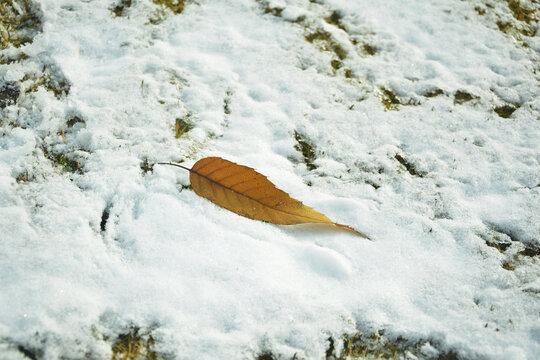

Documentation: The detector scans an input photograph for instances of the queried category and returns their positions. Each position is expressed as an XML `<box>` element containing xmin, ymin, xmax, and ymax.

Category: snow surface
<box><xmin>1</xmin><ymin>0</ymin><xmax>539</xmax><ymax>359</ymax></box>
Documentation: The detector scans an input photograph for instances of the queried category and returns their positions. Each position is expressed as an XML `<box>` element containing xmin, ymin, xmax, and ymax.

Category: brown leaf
<box><xmin>159</xmin><ymin>157</ymin><xmax>370</xmax><ymax>239</ymax></box>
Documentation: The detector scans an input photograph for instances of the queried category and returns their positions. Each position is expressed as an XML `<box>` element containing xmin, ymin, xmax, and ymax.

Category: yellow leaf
<box><xmin>159</xmin><ymin>157</ymin><xmax>370</xmax><ymax>239</ymax></box>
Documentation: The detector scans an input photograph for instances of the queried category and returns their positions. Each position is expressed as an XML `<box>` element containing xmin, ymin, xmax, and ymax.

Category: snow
<box><xmin>1</xmin><ymin>0</ymin><xmax>539</xmax><ymax>359</ymax></box>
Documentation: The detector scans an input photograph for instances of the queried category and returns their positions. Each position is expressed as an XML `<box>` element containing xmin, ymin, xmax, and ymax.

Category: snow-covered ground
<box><xmin>1</xmin><ymin>0</ymin><xmax>539</xmax><ymax>359</ymax></box>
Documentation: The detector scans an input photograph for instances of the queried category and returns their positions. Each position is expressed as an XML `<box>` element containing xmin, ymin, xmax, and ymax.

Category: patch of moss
<box><xmin>140</xmin><ymin>158</ymin><xmax>154</xmax><ymax>175</ymax></box>
<box><xmin>507</xmin><ymin>0</ymin><xmax>536</xmax><ymax>23</ymax></box>
<box><xmin>494</xmin><ymin>1</ymin><xmax>537</xmax><ymax>38</ymax></box>
<box><xmin>366</xmin><ymin>181</ymin><xmax>381</xmax><ymax>189</ymax></box>
<box><xmin>485</xmin><ymin>223</ymin><xmax>519</xmax><ymax>243</ymax></box>
<box><xmin>475</xmin><ymin>6</ymin><xmax>486</xmax><ymax>16</ymax></box>
<box><xmin>255</xmin><ymin>353</ymin><xmax>277</xmax><ymax>360</ymax></box>
<box><xmin>502</xmin><ymin>261</ymin><xmax>516</xmax><ymax>271</ymax></box>
<box><xmin>305</xmin><ymin>29</ymin><xmax>347</xmax><ymax>60</ymax></box>
<box><xmin>500</xmin><ymin>244</ymin><xmax>540</xmax><ymax>271</ymax></box>
<box><xmin>110</xmin><ymin>0</ymin><xmax>132</xmax><ymax>17</ymax></box>
<box><xmin>330</xmin><ymin>59</ymin><xmax>343</xmax><ymax>70</ymax></box>
<box><xmin>294</xmin><ymin>130</ymin><xmax>317</xmax><ymax>171</ymax></box>
<box><xmin>66</xmin><ymin>116</ymin><xmax>85</xmax><ymax>127</ymax></box>
<box><xmin>23</xmin><ymin>67</ymin><xmax>70</xmax><ymax>99</ymax></box>
<box><xmin>153</xmin><ymin>0</ymin><xmax>187</xmax><ymax>15</ymax></box>
<box><xmin>253</xmin><ymin>331</ymin><xmax>461</xmax><ymax>360</ymax></box>
<box><xmin>362</xmin><ymin>43</ymin><xmax>377</xmax><ymax>55</ymax></box>
<box><xmin>0</xmin><ymin>81</ymin><xmax>20</xmax><ymax>108</ymax></box>
<box><xmin>494</xmin><ymin>104</ymin><xmax>518</xmax><ymax>118</ymax></box>
<box><xmin>496</xmin><ymin>20</ymin><xmax>513</xmax><ymax>33</ymax></box>
<box><xmin>395</xmin><ymin>153</ymin><xmax>424</xmax><ymax>177</ymax></box>
<box><xmin>111</xmin><ymin>326</ymin><xmax>158</xmax><ymax>360</ymax></box>
<box><xmin>486</xmin><ymin>241</ymin><xmax>511</xmax><ymax>253</ymax></box>
<box><xmin>329</xmin><ymin>331</ymin><xmax>461</xmax><ymax>360</ymax></box>
<box><xmin>100</xmin><ymin>207</ymin><xmax>110</xmax><ymax>232</ymax></box>
<box><xmin>175</xmin><ymin>115</ymin><xmax>193</xmax><ymax>138</ymax></box>
<box><xmin>57</xmin><ymin>154</ymin><xmax>82</xmax><ymax>173</ymax></box>
<box><xmin>454</xmin><ymin>90</ymin><xmax>476</xmax><ymax>105</ymax></box>
<box><xmin>264</xmin><ymin>6</ymin><xmax>283</xmax><ymax>17</ymax></box>
<box><xmin>473</xmin><ymin>0</ymin><xmax>537</xmax><ymax>39</ymax></box>
<box><xmin>223</xmin><ymin>90</ymin><xmax>233</xmax><ymax>115</ymax></box>
<box><xmin>423</xmin><ymin>88</ymin><xmax>444</xmax><ymax>98</ymax></box>
<box><xmin>16</xmin><ymin>170</ymin><xmax>35</xmax><ymax>183</ymax></box>
<box><xmin>518</xmin><ymin>246</ymin><xmax>540</xmax><ymax>258</ymax></box>
<box><xmin>329</xmin><ymin>60</ymin><xmax>353</xmax><ymax>79</ymax></box>
<box><xmin>379</xmin><ymin>87</ymin><xmax>401</xmax><ymax>110</ymax></box>
<box><xmin>292</xmin><ymin>15</ymin><xmax>306</xmax><ymax>24</ymax></box>
<box><xmin>483</xmin><ymin>223</ymin><xmax>540</xmax><ymax>269</ymax></box>
<box><xmin>43</xmin><ymin>148</ymin><xmax>82</xmax><ymax>174</ymax></box>
<box><xmin>17</xmin><ymin>344</ymin><xmax>41</xmax><ymax>360</ymax></box>
<box><xmin>0</xmin><ymin>0</ymin><xmax>42</xmax><ymax>49</ymax></box>
<box><xmin>0</xmin><ymin>51</ymin><xmax>29</xmax><ymax>64</ymax></box>
<box><xmin>325</xmin><ymin>10</ymin><xmax>346</xmax><ymax>31</ymax></box>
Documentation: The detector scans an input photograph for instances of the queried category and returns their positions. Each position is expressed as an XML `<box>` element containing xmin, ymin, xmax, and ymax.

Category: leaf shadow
<box><xmin>278</xmin><ymin>223</ymin><xmax>353</xmax><ymax>239</ymax></box>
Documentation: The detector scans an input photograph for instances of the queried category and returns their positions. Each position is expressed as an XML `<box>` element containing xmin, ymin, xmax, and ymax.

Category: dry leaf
<box><xmin>159</xmin><ymin>157</ymin><xmax>369</xmax><ymax>239</ymax></box>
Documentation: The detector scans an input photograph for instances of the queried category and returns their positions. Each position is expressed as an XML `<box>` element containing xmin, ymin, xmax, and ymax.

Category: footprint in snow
<box><xmin>299</xmin><ymin>245</ymin><xmax>353</xmax><ymax>279</ymax></box>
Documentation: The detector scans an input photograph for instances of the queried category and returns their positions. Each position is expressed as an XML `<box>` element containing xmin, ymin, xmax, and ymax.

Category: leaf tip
<box><xmin>334</xmin><ymin>223</ymin><xmax>371</xmax><ymax>240</ymax></box>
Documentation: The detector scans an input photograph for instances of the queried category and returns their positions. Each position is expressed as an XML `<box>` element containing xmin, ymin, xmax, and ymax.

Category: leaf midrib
<box><xmin>191</xmin><ymin>165</ymin><xmax>330</xmax><ymax>223</ymax></box>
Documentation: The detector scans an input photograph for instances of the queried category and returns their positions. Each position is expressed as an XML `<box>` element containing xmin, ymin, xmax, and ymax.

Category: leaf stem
<box><xmin>156</xmin><ymin>162</ymin><xmax>192</xmax><ymax>171</ymax></box>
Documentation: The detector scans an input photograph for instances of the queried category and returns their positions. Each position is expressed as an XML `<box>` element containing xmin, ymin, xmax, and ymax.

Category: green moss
<box><xmin>153</xmin><ymin>0</ymin><xmax>187</xmax><ymax>15</ymax></box>
<box><xmin>475</xmin><ymin>6</ymin><xmax>486</xmax><ymax>16</ymax></box>
<box><xmin>329</xmin><ymin>331</ymin><xmax>460</xmax><ymax>360</ymax></box>
<box><xmin>140</xmin><ymin>158</ymin><xmax>154</xmax><ymax>175</ymax></box>
<box><xmin>255</xmin><ymin>0</ymin><xmax>283</xmax><ymax>18</ymax></box>
<box><xmin>111</xmin><ymin>326</ymin><xmax>158</xmax><ymax>360</ymax></box>
<box><xmin>379</xmin><ymin>87</ymin><xmax>401</xmax><ymax>110</ymax></box>
<box><xmin>175</xmin><ymin>115</ymin><xmax>193</xmax><ymax>138</ymax></box>
<box><xmin>423</xmin><ymin>88</ymin><xmax>444</xmax><ymax>98</ymax></box>
<box><xmin>294</xmin><ymin>130</ymin><xmax>317</xmax><ymax>171</ymax></box>
<box><xmin>496</xmin><ymin>20</ymin><xmax>513</xmax><ymax>33</ymax></box>
<box><xmin>43</xmin><ymin>148</ymin><xmax>82</xmax><ymax>174</ymax></box>
<box><xmin>16</xmin><ymin>170</ymin><xmax>34</xmax><ymax>183</ymax></box>
<box><xmin>330</xmin><ymin>59</ymin><xmax>343</xmax><ymax>70</ymax></box>
<box><xmin>325</xmin><ymin>10</ymin><xmax>346</xmax><ymax>31</ymax></box>
<box><xmin>366</xmin><ymin>180</ymin><xmax>380</xmax><ymax>189</ymax></box>
<box><xmin>66</xmin><ymin>116</ymin><xmax>85</xmax><ymax>127</ymax></box>
<box><xmin>110</xmin><ymin>0</ymin><xmax>132</xmax><ymax>17</ymax></box>
<box><xmin>502</xmin><ymin>261</ymin><xmax>516</xmax><ymax>271</ymax></box>
<box><xmin>507</xmin><ymin>0</ymin><xmax>537</xmax><ymax>23</ymax></box>
<box><xmin>305</xmin><ymin>29</ymin><xmax>329</xmax><ymax>43</ymax></box>
<box><xmin>0</xmin><ymin>0</ymin><xmax>42</xmax><ymax>49</ymax></box>
<box><xmin>0</xmin><ymin>81</ymin><xmax>20</xmax><ymax>108</ymax></box>
<box><xmin>224</xmin><ymin>90</ymin><xmax>233</xmax><ymax>115</ymax></box>
<box><xmin>255</xmin><ymin>353</ymin><xmax>277</xmax><ymax>360</ymax></box>
<box><xmin>254</xmin><ymin>331</ymin><xmax>461</xmax><ymax>360</ymax></box>
<box><xmin>493</xmin><ymin>1</ymin><xmax>537</xmax><ymax>38</ymax></box>
<box><xmin>23</xmin><ymin>69</ymin><xmax>70</xmax><ymax>99</ymax></box>
<box><xmin>362</xmin><ymin>43</ymin><xmax>377</xmax><ymax>55</ymax></box>
<box><xmin>305</xmin><ymin>29</ymin><xmax>347</xmax><ymax>60</ymax></box>
<box><xmin>395</xmin><ymin>154</ymin><xmax>424</xmax><ymax>177</ymax></box>
<box><xmin>500</xmin><ymin>244</ymin><xmax>540</xmax><ymax>271</ymax></box>
<box><xmin>486</xmin><ymin>241</ymin><xmax>511</xmax><ymax>253</ymax></box>
<box><xmin>454</xmin><ymin>90</ymin><xmax>476</xmax><ymax>105</ymax></box>
<box><xmin>57</xmin><ymin>154</ymin><xmax>81</xmax><ymax>173</ymax></box>
<box><xmin>264</xmin><ymin>6</ymin><xmax>283</xmax><ymax>17</ymax></box>
<box><xmin>494</xmin><ymin>104</ymin><xmax>517</xmax><ymax>118</ymax></box>
<box><xmin>518</xmin><ymin>247</ymin><xmax>540</xmax><ymax>257</ymax></box>
<box><xmin>0</xmin><ymin>51</ymin><xmax>29</xmax><ymax>64</ymax></box>
<box><xmin>517</xmin><ymin>26</ymin><xmax>536</xmax><ymax>37</ymax></box>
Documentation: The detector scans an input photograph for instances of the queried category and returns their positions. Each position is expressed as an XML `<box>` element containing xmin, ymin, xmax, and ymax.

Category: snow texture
<box><xmin>1</xmin><ymin>0</ymin><xmax>539</xmax><ymax>359</ymax></box>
